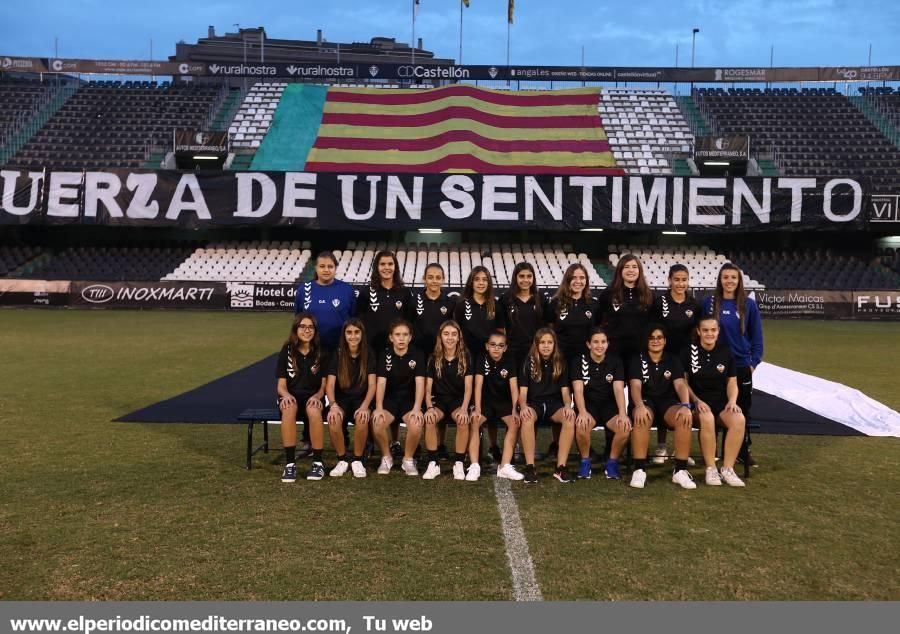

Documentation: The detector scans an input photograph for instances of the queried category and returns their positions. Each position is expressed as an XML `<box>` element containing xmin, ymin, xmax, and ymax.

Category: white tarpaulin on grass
<box><xmin>754</xmin><ymin>362</ymin><xmax>900</xmax><ymax>437</ymax></box>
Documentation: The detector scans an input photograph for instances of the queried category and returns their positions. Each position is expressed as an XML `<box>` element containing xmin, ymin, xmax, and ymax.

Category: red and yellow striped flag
<box><xmin>305</xmin><ymin>85</ymin><xmax>622</xmax><ymax>175</ymax></box>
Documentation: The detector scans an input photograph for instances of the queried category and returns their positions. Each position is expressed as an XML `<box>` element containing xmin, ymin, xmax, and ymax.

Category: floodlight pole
<box><xmin>691</xmin><ymin>28</ymin><xmax>699</xmax><ymax>68</ymax></box>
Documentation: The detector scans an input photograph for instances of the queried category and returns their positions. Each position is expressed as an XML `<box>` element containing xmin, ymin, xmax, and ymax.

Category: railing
<box><xmin>0</xmin><ymin>81</ymin><xmax>78</xmax><ymax>166</ymax></box>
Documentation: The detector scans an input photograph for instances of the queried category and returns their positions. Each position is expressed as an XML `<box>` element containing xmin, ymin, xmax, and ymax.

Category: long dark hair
<box><xmin>337</xmin><ymin>318</ymin><xmax>370</xmax><ymax>390</ymax></box>
<box><xmin>552</xmin><ymin>262</ymin><xmax>592</xmax><ymax>315</ymax></box>
<box><xmin>505</xmin><ymin>261</ymin><xmax>542</xmax><ymax>322</ymax></box>
<box><xmin>713</xmin><ymin>262</ymin><xmax>748</xmax><ymax>334</ymax></box>
<box><xmin>370</xmin><ymin>250</ymin><xmax>404</xmax><ymax>290</ymax></box>
<box><xmin>463</xmin><ymin>265</ymin><xmax>496</xmax><ymax>320</ymax></box>
<box><xmin>527</xmin><ymin>327</ymin><xmax>564</xmax><ymax>383</ymax></box>
<box><xmin>286</xmin><ymin>312</ymin><xmax>321</xmax><ymax>371</ymax></box>
<box><xmin>610</xmin><ymin>253</ymin><xmax>653</xmax><ymax>308</ymax></box>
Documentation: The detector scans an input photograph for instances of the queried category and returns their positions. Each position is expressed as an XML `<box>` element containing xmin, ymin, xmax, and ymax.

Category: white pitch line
<box><xmin>493</xmin><ymin>477</ymin><xmax>543</xmax><ymax>601</ymax></box>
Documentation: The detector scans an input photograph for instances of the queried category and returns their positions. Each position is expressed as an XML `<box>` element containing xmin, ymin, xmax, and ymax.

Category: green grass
<box><xmin>0</xmin><ymin>310</ymin><xmax>898</xmax><ymax>600</ymax></box>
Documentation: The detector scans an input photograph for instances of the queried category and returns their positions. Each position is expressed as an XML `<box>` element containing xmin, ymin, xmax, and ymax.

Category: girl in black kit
<box><xmin>627</xmin><ymin>324</ymin><xmax>695</xmax><ymax>490</ymax></box>
<box><xmin>372</xmin><ymin>320</ymin><xmax>425</xmax><ymax>475</ymax></box>
<box><xmin>681</xmin><ymin>317</ymin><xmax>746</xmax><ymax>487</ymax></box>
<box><xmin>454</xmin><ymin>265</ymin><xmax>502</xmax><ymax>459</ymax></box>
<box><xmin>357</xmin><ymin>250</ymin><xmax>414</xmax><ymax>458</ymax></box>
<box><xmin>472</xmin><ymin>331</ymin><xmax>524</xmax><ymax>481</ymax></box>
<box><xmin>325</xmin><ymin>319</ymin><xmax>376</xmax><ymax>479</ymax></box>
<box><xmin>546</xmin><ymin>263</ymin><xmax>601</xmax><ymax>360</ymax></box>
<box><xmin>276</xmin><ymin>313</ymin><xmax>327</xmax><ymax>483</ymax></box>
<box><xmin>650</xmin><ymin>264</ymin><xmax>700</xmax><ymax>464</ymax></box>
<box><xmin>519</xmin><ymin>328</ymin><xmax>576</xmax><ymax>484</ymax></box>
<box><xmin>597</xmin><ymin>254</ymin><xmax>654</xmax><ymax>364</ymax></box>
<box><xmin>571</xmin><ymin>327</ymin><xmax>631</xmax><ymax>481</ymax></box>
<box><xmin>411</xmin><ymin>263</ymin><xmax>457</xmax><ymax>357</ymax></box>
<box><xmin>422</xmin><ymin>320</ymin><xmax>474</xmax><ymax>481</ymax></box>
<box><xmin>497</xmin><ymin>262</ymin><xmax>544</xmax><ymax>368</ymax></box>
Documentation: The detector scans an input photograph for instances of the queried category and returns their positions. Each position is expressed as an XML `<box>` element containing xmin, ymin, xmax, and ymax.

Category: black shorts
<box><xmin>276</xmin><ymin>391</ymin><xmax>316</xmax><ymax>409</ymax></box>
<box><xmin>331</xmin><ymin>398</ymin><xmax>367</xmax><ymax>427</ymax></box>
<box><xmin>433</xmin><ymin>397</ymin><xmax>464</xmax><ymax>418</ymax></box>
<box><xmin>384</xmin><ymin>395</ymin><xmax>417</xmax><ymax>420</ymax></box>
<box><xmin>528</xmin><ymin>399</ymin><xmax>565</xmax><ymax>425</ymax></box>
<box><xmin>586</xmin><ymin>401</ymin><xmax>619</xmax><ymax>427</ymax></box>
<box><xmin>481</xmin><ymin>401</ymin><xmax>514</xmax><ymax>421</ymax></box>
<box><xmin>633</xmin><ymin>397</ymin><xmax>680</xmax><ymax>422</ymax></box>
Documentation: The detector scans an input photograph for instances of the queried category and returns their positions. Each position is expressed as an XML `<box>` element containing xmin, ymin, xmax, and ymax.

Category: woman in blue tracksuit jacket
<box><xmin>703</xmin><ymin>262</ymin><xmax>763</xmax><ymax>466</ymax></box>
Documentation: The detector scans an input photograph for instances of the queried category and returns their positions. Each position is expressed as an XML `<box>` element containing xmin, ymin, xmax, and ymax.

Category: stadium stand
<box><xmin>336</xmin><ymin>241</ymin><xmax>603</xmax><ymax>289</ymax></box>
<box><xmin>693</xmin><ymin>87</ymin><xmax>900</xmax><ymax>191</ymax></box>
<box><xmin>607</xmin><ymin>244</ymin><xmax>761</xmax><ymax>289</ymax></box>
<box><xmin>0</xmin><ymin>244</ymin><xmax>44</xmax><ymax>277</ymax></box>
<box><xmin>600</xmin><ymin>88</ymin><xmax>694</xmax><ymax>175</ymax></box>
<box><xmin>20</xmin><ymin>245</ymin><xmax>196</xmax><ymax>281</ymax></box>
<box><xmin>0</xmin><ymin>79</ymin><xmax>57</xmax><ymax>148</ymax></box>
<box><xmin>228</xmin><ymin>82</ymin><xmax>286</xmax><ymax>150</ymax></box>
<box><xmin>726</xmin><ymin>248</ymin><xmax>900</xmax><ymax>290</ymax></box>
<box><xmin>163</xmin><ymin>241</ymin><xmax>312</xmax><ymax>283</ymax></box>
<box><xmin>7</xmin><ymin>81</ymin><xmax>224</xmax><ymax>169</ymax></box>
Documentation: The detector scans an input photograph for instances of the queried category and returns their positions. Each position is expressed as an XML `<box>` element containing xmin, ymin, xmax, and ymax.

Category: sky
<box><xmin>2</xmin><ymin>0</ymin><xmax>899</xmax><ymax>69</ymax></box>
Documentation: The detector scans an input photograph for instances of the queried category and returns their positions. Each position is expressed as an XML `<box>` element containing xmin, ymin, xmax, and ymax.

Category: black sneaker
<box><xmin>306</xmin><ymin>462</ymin><xmax>325</xmax><ymax>481</ymax></box>
<box><xmin>545</xmin><ymin>441</ymin><xmax>559</xmax><ymax>462</ymax></box>
<box><xmin>390</xmin><ymin>441</ymin><xmax>403</xmax><ymax>459</ymax></box>
<box><xmin>296</xmin><ymin>442</ymin><xmax>313</xmax><ymax>459</ymax></box>
<box><xmin>436</xmin><ymin>444</ymin><xmax>450</xmax><ymax>462</ymax></box>
<box><xmin>489</xmin><ymin>445</ymin><xmax>502</xmax><ymax>463</ymax></box>
<box><xmin>553</xmin><ymin>466</ymin><xmax>573</xmax><ymax>483</ymax></box>
<box><xmin>737</xmin><ymin>452</ymin><xmax>758</xmax><ymax>468</ymax></box>
<box><xmin>524</xmin><ymin>464</ymin><xmax>538</xmax><ymax>484</ymax></box>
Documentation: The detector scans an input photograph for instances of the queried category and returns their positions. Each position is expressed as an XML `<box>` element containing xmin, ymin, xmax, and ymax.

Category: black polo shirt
<box><xmin>411</xmin><ymin>291</ymin><xmax>457</xmax><ymax>356</ymax></box>
<box><xmin>454</xmin><ymin>297</ymin><xmax>500</xmax><ymax>356</ymax></box>
<box><xmin>627</xmin><ymin>351</ymin><xmax>684</xmax><ymax>403</ymax></box>
<box><xmin>520</xmin><ymin>357</ymin><xmax>569</xmax><ymax>403</ymax></box>
<box><xmin>276</xmin><ymin>344</ymin><xmax>326</xmax><ymax>398</ymax></box>
<box><xmin>652</xmin><ymin>292</ymin><xmax>700</xmax><ymax>355</ymax></box>
<box><xmin>326</xmin><ymin>349</ymin><xmax>376</xmax><ymax>402</ymax></box>
<box><xmin>376</xmin><ymin>346</ymin><xmax>426</xmax><ymax>403</ymax></box>
<box><xmin>476</xmin><ymin>352</ymin><xmax>519</xmax><ymax>406</ymax></box>
<box><xmin>545</xmin><ymin>295</ymin><xmax>601</xmax><ymax>359</ymax></box>
<box><xmin>356</xmin><ymin>284</ymin><xmax>414</xmax><ymax>354</ymax></box>
<box><xmin>497</xmin><ymin>294</ymin><xmax>544</xmax><ymax>357</ymax></box>
<box><xmin>598</xmin><ymin>287</ymin><xmax>653</xmax><ymax>359</ymax></box>
<box><xmin>427</xmin><ymin>351</ymin><xmax>474</xmax><ymax>403</ymax></box>
<box><xmin>680</xmin><ymin>342</ymin><xmax>736</xmax><ymax>406</ymax></box>
<box><xmin>570</xmin><ymin>352</ymin><xmax>624</xmax><ymax>407</ymax></box>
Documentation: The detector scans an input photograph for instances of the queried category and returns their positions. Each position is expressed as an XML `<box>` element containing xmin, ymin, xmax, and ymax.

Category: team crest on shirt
<box><xmin>716</xmin><ymin>364</ymin><xmax>726</xmax><ymax>373</ymax></box>
<box><xmin>663</xmin><ymin>370</ymin><xmax>672</xmax><ymax>380</ymax></box>
<box><xmin>440</xmin><ymin>306</ymin><xmax>448</xmax><ymax>315</ymax></box>
<box><xmin>332</xmin><ymin>298</ymin><xmax>341</xmax><ymax>307</ymax></box>
<box><xmin>311</xmin><ymin>363</ymin><xmax>320</xmax><ymax>375</ymax></box>
<box><xmin>395</xmin><ymin>300</ymin><xmax>403</xmax><ymax>310</ymax></box>
<box><xmin>685</xmin><ymin>309</ymin><xmax>694</xmax><ymax>318</ymax></box>
<box><xmin>500</xmin><ymin>368</ymin><xmax>509</xmax><ymax>378</ymax></box>
<box><xmin>585</xmin><ymin>310</ymin><xmax>592</xmax><ymax>319</ymax></box>
<box><xmin>606</xmin><ymin>373</ymin><xmax>614</xmax><ymax>383</ymax></box>
<box><xmin>559</xmin><ymin>307</ymin><xmax>568</xmax><ymax>321</ymax></box>
<box><xmin>408</xmin><ymin>360</ymin><xmax>417</xmax><ymax>369</ymax></box>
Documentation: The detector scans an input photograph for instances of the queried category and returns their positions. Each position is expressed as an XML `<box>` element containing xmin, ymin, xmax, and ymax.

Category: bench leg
<box><xmin>263</xmin><ymin>420</ymin><xmax>269</xmax><ymax>453</ymax></box>
<box><xmin>247</xmin><ymin>421</ymin><xmax>255</xmax><ymax>470</ymax></box>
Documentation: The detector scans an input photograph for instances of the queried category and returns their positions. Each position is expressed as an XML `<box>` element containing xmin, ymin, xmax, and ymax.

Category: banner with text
<box><xmin>0</xmin><ymin>169</ymin><xmax>881</xmax><ymax>233</ymax></box>
<box><xmin>695</xmin><ymin>136</ymin><xmax>750</xmax><ymax>161</ymax></box>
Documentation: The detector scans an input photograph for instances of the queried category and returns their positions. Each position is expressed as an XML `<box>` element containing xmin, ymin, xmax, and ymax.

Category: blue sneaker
<box><xmin>577</xmin><ymin>458</ymin><xmax>592</xmax><ymax>479</ymax></box>
<box><xmin>281</xmin><ymin>463</ymin><xmax>297</xmax><ymax>483</ymax></box>
<box><xmin>604</xmin><ymin>459</ymin><xmax>620</xmax><ymax>480</ymax></box>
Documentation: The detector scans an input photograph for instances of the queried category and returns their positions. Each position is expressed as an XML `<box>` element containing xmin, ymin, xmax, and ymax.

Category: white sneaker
<box><xmin>705</xmin><ymin>466</ymin><xmax>722</xmax><ymax>486</ymax></box>
<box><xmin>652</xmin><ymin>445</ymin><xmax>667</xmax><ymax>464</ymax></box>
<box><xmin>629</xmin><ymin>468</ymin><xmax>647</xmax><ymax>489</ymax></box>
<box><xmin>465</xmin><ymin>463</ymin><xmax>481</xmax><ymax>481</ymax></box>
<box><xmin>351</xmin><ymin>460</ymin><xmax>367</xmax><ymax>478</ymax></box>
<box><xmin>672</xmin><ymin>469</ymin><xmax>697</xmax><ymax>490</ymax></box>
<box><xmin>497</xmin><ymin>463</ymin><xmax>524</xmax><ymax>481</ymax></box>
<box><xmin>377</xmin><ymin>456</ymin><xmax>393</xmax><ymax>475</ymax></box>
<box><xmin>401</xmin><ymin>458</ymin><xmax>418</xmax><ymax>476</ymax></box>
<box><xmin>452</xmin><ymin>461</ymin><xmax>466</xmax><ymax>480</ymax></box>
<box><xmin>422</xmin><ymin>461</ymin><xmax>441</xmax><ymax>480</ymax></box>
<box><xmin>329</xmin><ymin>460</ymin><xmax>349</xmax><ymax>477</ymax></box>
<box><xmin>687</xmin><ymin>456</ymin><xmax>696</xmax><ymax>467</ymax></box>
<box><xmin>720</xmin><ymin>467</ymin><xmax>746</xmax><ymax>487</ymax></box>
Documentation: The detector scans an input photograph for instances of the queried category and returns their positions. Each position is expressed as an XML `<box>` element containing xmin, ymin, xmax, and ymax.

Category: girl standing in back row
<box><xmin>703</xmin><ymin>263</ymin><xmax>763</xmax><ymax>467</ymax></box>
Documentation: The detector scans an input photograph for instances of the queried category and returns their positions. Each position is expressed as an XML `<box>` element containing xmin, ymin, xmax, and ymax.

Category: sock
<box><xmin>427</xmin><ymin>450</ymin><xmax>438</xmax><ymax>462</ymax></box>
<box><xmin>674</xmin><ymin>459</ymin><xmax>688</xmax><ymax>472</ymax></box>
<box><xmin>336</xmin><ymin>454</ymin><xmax>347</xmax><ymax>462</ymax></box>
<box><xmin>633</xmin><ymin>458</ymin><xmax>647</xmax><ymax>470</ymax></box>
<box><xmin>454</xmin><ymin>453</ymin><xmax>466</xmax><ymax>463</ymax></box>
<box><xmin>312</xmin><ymin>449</ymin><xmax>323</xmax><ymax>463</ymax></box>
<box><xmin>284</xmin><ymin>446</ymin><xmax>296</xmax><ymax>464</ymax></box>
<box><xmin>352</xmin><ymin>456</ymin><xmax>363</xmax><ymax>462</ymax></box>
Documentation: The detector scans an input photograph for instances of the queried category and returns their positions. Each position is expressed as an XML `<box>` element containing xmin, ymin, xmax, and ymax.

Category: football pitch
<box><xmin>1</xmin><ymin>310</ymin><xmax>898</xmax><ymax>601</ymax></box>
